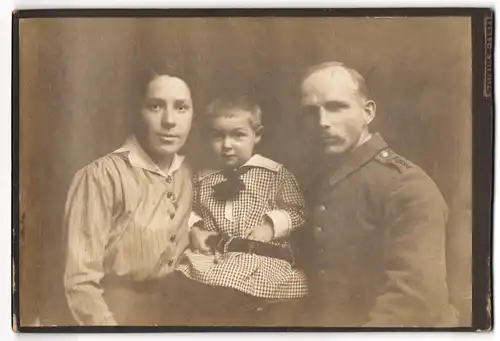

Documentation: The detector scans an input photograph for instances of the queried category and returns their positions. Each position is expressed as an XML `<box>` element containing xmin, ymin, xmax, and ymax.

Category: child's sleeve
<box><xmin>265</xmin><ymin>166</ymin><xmax>306</xmax><ymax>239</ymax></box>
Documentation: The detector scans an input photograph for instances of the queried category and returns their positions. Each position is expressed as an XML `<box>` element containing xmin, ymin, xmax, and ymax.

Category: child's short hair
<box><xmin>205</xmin><ymin>96</ymin><xmax>263</xmax><ymax>131</ymax></box>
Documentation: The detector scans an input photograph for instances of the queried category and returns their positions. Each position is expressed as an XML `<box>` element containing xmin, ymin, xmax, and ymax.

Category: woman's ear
<box><xmin>364</xmin><ymin>100</ymin><xmax>376</xmax><ymax>125</ymax></box>
<box><xmin>254</xmin><ymin>125</ymin><xmax>264</xmax><ymax>144</ymax></box>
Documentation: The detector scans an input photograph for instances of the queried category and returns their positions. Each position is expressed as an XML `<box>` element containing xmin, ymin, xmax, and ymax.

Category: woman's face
<box><xmin>138</xmin><ymin>75</ymin><xmax>193</xmax><ymax>160</ymax></box>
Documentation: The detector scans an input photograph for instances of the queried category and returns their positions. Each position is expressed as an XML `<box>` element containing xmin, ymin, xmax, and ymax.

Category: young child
<box><xmin>175</xmin><ymin>96</ymin><xmax>308</xmax><ymax>325</ymax></box>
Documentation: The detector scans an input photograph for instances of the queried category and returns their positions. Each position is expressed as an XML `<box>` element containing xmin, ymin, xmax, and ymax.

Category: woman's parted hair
<box><xmin>134</xmin><ymin>60</ymin><xmax>192</xmax><ymax>104</ymax></box>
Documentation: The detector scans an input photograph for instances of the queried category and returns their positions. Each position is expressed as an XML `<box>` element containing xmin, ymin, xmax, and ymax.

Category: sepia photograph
<box><xmin>12</xmin><ymin>9</ymin><xmax>493</xmax><ymax>331</ymax></box>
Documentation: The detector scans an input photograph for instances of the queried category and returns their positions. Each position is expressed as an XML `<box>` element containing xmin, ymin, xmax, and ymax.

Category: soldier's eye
<box><xmin>302</xmin><ymin>105</ymin><xmax>320</xmax><ymax>116</ymax></box>
<box><xmin>324</xmin><ymin>101</ymin><xmax>350</xmax><ymax>112</ymax></box>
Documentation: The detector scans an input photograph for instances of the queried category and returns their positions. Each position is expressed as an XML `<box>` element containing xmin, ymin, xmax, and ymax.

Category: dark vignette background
<box><xmin>18</xmin><ymin>17</ymin><xmax>472</xmax><ymax>326</ymax></box>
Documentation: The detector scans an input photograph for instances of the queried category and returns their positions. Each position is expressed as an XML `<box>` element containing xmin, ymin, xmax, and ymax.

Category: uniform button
<box><xmin>318</xmin><ymin>205</ymin><xmax>326</xmax><ymax>212</ymax></box>
<box><xmin>318</xmin><ymin>248</ymin><xmax>324</xmax><ymax>254</ymax></box>
<box><xmin>315</xmin><ymin>226</ymin><xmax>323</xmax><ymax>233</ymax></box>
<box><xmin>319</xmin><ymin>269</ymin><xmax>326</xmax><ymax>276</ymax></box>
<box><xmin>166</xmin><ymin>192</ymin><xmax>173</xmax><ymax>199</ymax></box>
<box><xmin>381</xmin><ymin>150</ymin><xmax>389</xmax><ymax>158</ymax></box>
<box><xmin>169</xmin><ymin>235</ymin><xmax>176</xmax><ymax>242</ymax></box>
<box><xmin>166</xmin><ymin>175</ymin><xmax>172</xmax><ymax>183</ymax></box>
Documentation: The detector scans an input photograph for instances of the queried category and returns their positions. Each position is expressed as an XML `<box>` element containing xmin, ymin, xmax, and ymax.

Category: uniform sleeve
<box><xmin>364</xmin><ymin>169</ymin><xmax>457</xmax><ymax>327</ymax></box>
<box><xmin>63</xmin><ymin>162</ymin><xmax>117</xmax><ymax>326</ymax></box>
<box><xmin>265</xmin><ymin>167</ymin><xmax>306</xmax><ymax>239</ymax></box>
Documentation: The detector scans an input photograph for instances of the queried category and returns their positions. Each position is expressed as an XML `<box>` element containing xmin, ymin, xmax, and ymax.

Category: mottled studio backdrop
<box><xmin>19</xmin><ymin>17</ymin><xmax>472</xmax><ymax>325</ymax></box>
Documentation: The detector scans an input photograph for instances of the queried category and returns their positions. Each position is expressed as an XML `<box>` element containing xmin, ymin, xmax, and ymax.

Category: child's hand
<box><xmin>190</xmin><ymin>225</ymin><xmax>219</xmax><ymax>255</ymax></box>
<box><xmin>247</xmin><ymin>217</ymin><xmax>274</xmax><ymax>242</ymax></box>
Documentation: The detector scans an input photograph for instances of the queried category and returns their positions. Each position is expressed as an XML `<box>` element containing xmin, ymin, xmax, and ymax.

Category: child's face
<box><xmin>209</xmin><ymin>110</ymin><xmax>262</xmax><ymax>169</ymax></box>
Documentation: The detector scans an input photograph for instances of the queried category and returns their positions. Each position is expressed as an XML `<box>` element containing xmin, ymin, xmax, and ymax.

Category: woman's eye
<box><xmin>176</xmin><ymin>104</ymin><xmax>191</xmax><ymax>113</ymax></box>
<box><xmin>145</xmin><ymin>101</ymin><xmax>163</xmax><ymax>112</ymax></box>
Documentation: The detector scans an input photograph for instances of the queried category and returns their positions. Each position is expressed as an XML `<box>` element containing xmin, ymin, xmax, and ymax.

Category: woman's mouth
<box><xmin>157</xmin><ymin>134</ymin><xmax>179</xmax><ymax>144</ymax></box>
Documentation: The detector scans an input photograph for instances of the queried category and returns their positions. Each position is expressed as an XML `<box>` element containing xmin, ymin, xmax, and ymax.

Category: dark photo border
<box><xmin>11</xmin><ymin>7</ymin><xmax>494</xmax><ymax>333</ymax></box>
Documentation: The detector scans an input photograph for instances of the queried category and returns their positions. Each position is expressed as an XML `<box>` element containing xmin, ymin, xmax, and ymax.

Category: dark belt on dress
<box><xmin>206</xmin><ymin>235</ymin><xmax>295</xmax><ymax>265</ymax></box>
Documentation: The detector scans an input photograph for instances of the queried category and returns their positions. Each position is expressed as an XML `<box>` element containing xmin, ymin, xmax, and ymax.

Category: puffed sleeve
<box><xmin>63</xmin><ymin>160</ymin><xmax>117</xmax><ymax>326</ymax></box>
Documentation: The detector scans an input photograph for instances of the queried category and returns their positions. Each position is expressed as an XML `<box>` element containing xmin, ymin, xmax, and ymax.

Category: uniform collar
<box><xmin>112</xmin><ymin>135</ymin><xmax>185</xmax><ymax>177</ymax></box>
<box><xmin>327</xmin><ymin>132</ymin><xmax>388</xmax><ymax>187</ymax></box>
<box><xmin>199</xmin><ymin>154</ymin><xmax>280</xmax><ymax>180</ymax></box>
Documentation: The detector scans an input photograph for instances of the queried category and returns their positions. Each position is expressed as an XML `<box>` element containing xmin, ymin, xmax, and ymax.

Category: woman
<box><xmin>63</xmin><ymin>63</ymin><xmax>195</xmax><ymax>326</ymax></box>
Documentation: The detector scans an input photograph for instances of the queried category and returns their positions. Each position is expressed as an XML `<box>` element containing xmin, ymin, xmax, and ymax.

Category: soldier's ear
<box><xmin>364</xmin><ymin>100</ymin><xmax>376</xmax><ymax>124</ymax></box>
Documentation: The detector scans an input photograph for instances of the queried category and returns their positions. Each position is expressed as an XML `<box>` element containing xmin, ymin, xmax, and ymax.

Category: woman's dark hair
<box><xmin>133</xmin><ymin>60</ymin><xmax>191</xmax><ymax>107</ymax></box>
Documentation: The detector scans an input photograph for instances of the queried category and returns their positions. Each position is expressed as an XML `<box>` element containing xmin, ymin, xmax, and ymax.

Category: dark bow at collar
<box><xmin>213</xmin><ymin>167</ymin><xmax>251</xmax><ymax>201</ymax></box>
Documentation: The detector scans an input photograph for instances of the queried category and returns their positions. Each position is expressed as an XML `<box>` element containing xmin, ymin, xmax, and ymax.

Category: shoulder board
<box><xmin>374</xmin><ymin>148</ymin><xmax>413</xmax><ymax>173</ymax></box>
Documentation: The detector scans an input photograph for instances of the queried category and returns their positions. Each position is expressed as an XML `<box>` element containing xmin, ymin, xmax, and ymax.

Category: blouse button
<box><xmin>318</xmin><ymin>205</ymin><xmax>326</xmax><ymax>212</ymax></box>
<box><xmin>170</xmin><ymin>212</ymin><xmax>175</xmax><ymax>219</ymax></box>
<box><xmin>166</xmin><ymin>175</ymin><xmax>172</xmax><ymax>183</ymax></box>
<box><xmin>167</xmin><ymin>192</ymin><xmax>173</xmax><ymax>199</ymax></box>
<box><xmin>167</xmin><ymin>259</ymin><xmax>174</xmax><ymax>266</ymax></box>
<box><xmin>169</xmin><ymin>235</ymin><xmax>176</xmax><ymax>242</ymax></box>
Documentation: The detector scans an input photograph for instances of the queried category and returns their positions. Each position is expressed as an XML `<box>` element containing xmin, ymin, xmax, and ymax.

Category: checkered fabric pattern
<box><xmin>176</xmin><ymin>155</ymin><xmax>308</xmax><ymax>299</ymax></box>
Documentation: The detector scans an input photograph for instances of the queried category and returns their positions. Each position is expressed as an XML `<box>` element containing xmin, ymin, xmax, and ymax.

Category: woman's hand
<box><xmin>190</xmin><ymin>225</ymin><xmax>219</xmax><ymax>255</ymax></box>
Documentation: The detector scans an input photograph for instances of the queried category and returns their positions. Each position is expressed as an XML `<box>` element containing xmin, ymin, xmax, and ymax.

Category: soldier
<box><xmin>297</xmin><ymin>61</ymin><xmax>459</xmax><ymax>327</ymax></box>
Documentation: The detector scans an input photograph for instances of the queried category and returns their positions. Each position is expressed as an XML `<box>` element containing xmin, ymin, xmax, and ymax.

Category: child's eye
<box><xmin>234</xmin><ymin>131</ymin><xmax>247</xmax><ymax>138</ymax></box>
<box><xmin>210</xmin><ymin>131</ymin><xmax>224</xmax><ymax>139</ymax></box>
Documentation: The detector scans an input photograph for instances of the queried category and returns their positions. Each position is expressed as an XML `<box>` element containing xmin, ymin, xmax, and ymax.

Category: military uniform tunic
<box><xmin>300</xmin><ymin>133</ymin><xmax>458</xmax><ymax>327</ymax></box>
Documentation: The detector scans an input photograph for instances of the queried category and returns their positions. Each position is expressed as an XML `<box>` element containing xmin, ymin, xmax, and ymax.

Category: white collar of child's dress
<box><xmin>198</xmin><ymin>154</ymin><xmax>281</xmax><ymax>181</ymax></box>
<box><xmin>112</xmin><ymin>134</ymin><xmax>185</xmax><ymax>178</ymax></box>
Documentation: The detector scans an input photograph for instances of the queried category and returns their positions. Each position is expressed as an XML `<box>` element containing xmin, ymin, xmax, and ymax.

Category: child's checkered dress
<box><xmin>176</xmin><ymin>154</ymin><xmax>308</xmax><ymax>299</ymax></box>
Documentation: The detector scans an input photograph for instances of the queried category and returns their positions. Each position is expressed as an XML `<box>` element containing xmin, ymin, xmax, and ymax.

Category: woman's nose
<box><xmin>161</xmin><ymin>108</ymin><xmax>176</xmax><ymax>127</ymax></box>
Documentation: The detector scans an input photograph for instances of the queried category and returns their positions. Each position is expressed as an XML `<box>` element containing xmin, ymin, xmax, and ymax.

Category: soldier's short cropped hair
<box><xmin>302</xmin><ymin>61</ymin><xmax>369</xmax><ymax>101</ymax></box>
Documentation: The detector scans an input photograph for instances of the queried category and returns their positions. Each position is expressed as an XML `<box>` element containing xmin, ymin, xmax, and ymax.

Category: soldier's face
<box><xmin>138</xmin><ymin>75</ymin><xmax>193</xmax><ymax>159</ymax></box>
<box><xmin>301</xmin><ymin>68</ymin><xmax>374</xmax><ymax>156</ymax></box>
